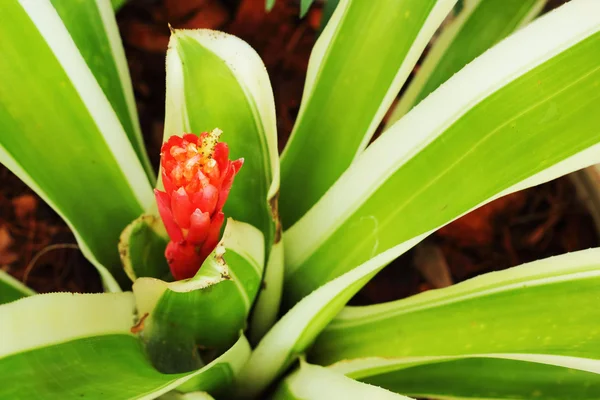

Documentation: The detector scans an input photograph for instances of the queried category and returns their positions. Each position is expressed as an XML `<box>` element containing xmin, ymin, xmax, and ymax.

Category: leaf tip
<box><xmin>299</xmin><ymin>0</ymin><xmax>314</xmax><ymax>17</ymax></box>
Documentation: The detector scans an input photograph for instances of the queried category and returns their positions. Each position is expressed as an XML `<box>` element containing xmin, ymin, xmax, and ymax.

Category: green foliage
<box><xmin>133</xmin><ymin>220</ymin><xmax>264</xmax><ymax>372</ymax></box>
<box><xmin>0</xmin><ymin>0</ymin><xmax>152</xmax><ymax>289</ymax></box>
<box><xmin>283</xmin><ymin>3</ymin><xmax>600</xmax><ymax>305</ymax></box>
<box><xmin>165</xmin><ymin>30</ymin><xmax>278</xmax><ymax>243</ymax></box>
<box><xmin>273</xmin><ymin>362</ymin><xmax>410</xmax><ymax>399</ymax></box>
<box><xmin>386</xmin><ymin>0</ymin><xmax>548</xmax><ymax>125</ymax></box>
<box><xmin>310</xmin><ymin>248</ymin><xmax>600</xmax><ymax>396</ymax></box>
<box><xmin>120</xmin><ymin>215</ymin><xmax>173</xmax><ymax>282</ymax></box>
<box><xmin>51</xmin><ymin>0</ymin><xmax>153</xmax><ymax>179</ymax></box>
<box><xmin>279</xmin><ymin>0</ymin><xmax>455</xmax><ymax>228</ymax></box>
<box><xmin>1</xmin><ymin>0</ymin><xmax>600</xmax><ymax>399</ymax></box>
<box><xmin>0</xmin><ymin>271</ymin><xmax>35</xmax><ymax>305</ymax></box>
<box><xmin>0</xmin><ymin>292</ymin><xmax>251</xmax><ymax>399</ymax></box>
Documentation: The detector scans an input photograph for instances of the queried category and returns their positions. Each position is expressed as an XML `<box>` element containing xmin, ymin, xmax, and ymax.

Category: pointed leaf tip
<box><xmin>266</xmin><ymin>0</ymin><xmax>276</xmax><ymax>12</ymax></box>
<box><xmin>300</xmin><ymin>0</ymin><xmax>314</xmax><ymax>17</ymax></box>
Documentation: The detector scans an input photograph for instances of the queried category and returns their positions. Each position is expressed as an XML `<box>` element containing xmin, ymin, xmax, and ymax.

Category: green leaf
<box><xmin>331</xmin><ymin>356</ymin><xmax>600</xmax><ymax>399</ymax></box>
<box><xmin>300</xmin><ymin>0</ymin><xmax>315</xmax><ymax>17</ymax></box>
<box><xmin>279</xmin><ymin>0</ymin><xmax>457</xmax><ymax>228</ymax></box>
<box><xmin>0</xmin><ymin>292</ymin><xmax>251</xmax><ymax>399</ymax></box>
<box><xmin>164</xmin><ymin>28</ymin><xmax>280</xmax><ymax>249</ymax></box>
<box><xmin>307</xmin><ymin>249</ymin><xmax>600</xmax><ymax>398</ymax></box>
<box><xmin>111</xmin><ymin>0</ymin><xmax>128</xmax><ymax>12</ymax></box>
<box><xmin>386</xmin><ymin>0</ymin><xmax>547</xmax><ymax>126</ymax></box>
<box><xmin>0</xmin><ymin>270</ymin><xmax>35</xmax><ymax>305</ymax></box>
<box><xmin>164</xmin><ymin>28</ymin><xmax>284</xmax><ymax>339</ymax></box>
<box><xmin>0</xmin><ymin>0</ymin><xmax>154</xmax><ymax>289</ymax></box>
<box><xmin>273</xmin><ymin>361</ymin><xmax>412</xmax><ymax>400</ymax></box>
<box><xmin>248</xmin><ymin>239</ymin><xmax>284</xmax><ymax>344</ymax></box>
<box><xmin>311</xmin><ymin>248</ymin><xmax>600</xmax><ymax>365</ymax></box>
<box><xmin>159</xmin><ymin>392</ymin><xmax>215</xmax><ymax>400</ymax></box>
<box><xmin>50</xmin><ymin>0</ymin><xmax>154</xmax><ymax>180</ymax></box>
<box><xmin>320</xmin><ymin>0</ymin><xmax>341</xmax><ymax>31</ymax></box>
<box><xmin>133</xmin><ymin>219</ymin><xmax>264</xmax><ymax>373</ymax></box>
<box><xmin>233</xmin><ymin>241</ymin><xmax>418</xmax><ymax>398</ymax></box>
<box><xmin>283</xmin><ymin>0</ymin><xmax>600</xmax><ymax>306</ymax></box>
<box><xmin>119</xmin><ymin>214</ymin><xmax>173</xmax><ymax>282</ymax></box>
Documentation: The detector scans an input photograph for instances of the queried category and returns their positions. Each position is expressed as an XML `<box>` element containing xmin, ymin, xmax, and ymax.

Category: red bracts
<box><xmin>154</xmin><ymin>129</ymin><xmax>243</xmax><ymax>280</ymax></box>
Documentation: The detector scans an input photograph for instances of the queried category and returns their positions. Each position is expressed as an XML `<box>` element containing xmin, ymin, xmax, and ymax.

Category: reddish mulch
<box><xmin>1</xmin><ymin>0</ymin><xmax>595</xmax><ymax>300</ymax></box>
<box><xmin>0</xmin><ymin>167</ymin><xmax>102</xmax><ymax>293</ymax></box>
<box><xmin>352</xmin><ymin>178</ymin><xmax>598</xmax><ymax>305</ymax></box>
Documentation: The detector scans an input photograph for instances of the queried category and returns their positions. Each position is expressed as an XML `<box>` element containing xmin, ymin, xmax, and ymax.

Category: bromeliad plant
<box><xmin>1</xmin><ymin>0</ymin><xmax>600</xmax><ymax>398</ymax></box>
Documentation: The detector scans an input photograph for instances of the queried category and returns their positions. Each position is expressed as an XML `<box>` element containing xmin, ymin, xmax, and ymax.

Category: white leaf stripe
<box><xmin>164</xmin><ymin>35</ymin><xmax>191</xmax><ymax>141</ymax></box>
<box><xmin>95</xmin><ymin>0</ymin><xmax>152</xmax><ymax>177</ymax></box>
<box><xmin>221</xmin><ymin>219</ymin><xmax>265</xmax><ymax>276</ymax></box>
<box><xmin>385</xmin><ymin>0</ymin><xmax>483</xmax><ymax>125</ymax></box>
<box><xmin>20</xmin><ymin>0</ymin><xmax>153</xmax><ymax>210</ymax></box>
<box><xmin>330</xmin><ymin>353</ymin><xmax>600</xmax><ymax>379</ymax></box>
<box><xmin>0</xmin><ymin>145</ymin><xmax>122</xmax><ymax>292</ymax></box>
<box><xmin>280</xmin><ymin>362</ymin><xmax>411</xmax><ymax>400</ymax></box>
<box><xmin>280</xmin><ymin>0</ymin><xmax>350</xmax><ymax>162</ymax></box>
<box><xmin>284</xmin><ymin>0</ymin><xmax>600</xmax><ymax>272</ymax></box>
<box><xmin>327</xmin><ymin>248</ymin><xmax>600</xmax><ymax>329</ymax></box>
<box><xmin>224</xmin><ymin>258</ymin><xmax>251</xmax><ymax>311</ymax></box>
<box><xmin>234</xmin><ymin>233</ymin><xmax>427</xmax><ymax>398</ymax></box>
<box><xmin>0</xmin><ymin>270</ymin><xmax>35</xmax><ymax>297</ymax></box>
<box><xmin>386</xmin><ymin>0</ymin><xmax>547</xmax><ymax>126</ymax></box>
<box><xmin>179</xmin><ymin>30</ymin><xmax>277</xmax><ymax>197</ymax></box>
<box><xmin>0</xmin><ymin>293</ymin><xmax>135</xmax><ymax>359</ymax></box>
<box><xmin>353</xmin><ymin>0</ymin><xmax>458</xmax><ymax>158</ymax></box>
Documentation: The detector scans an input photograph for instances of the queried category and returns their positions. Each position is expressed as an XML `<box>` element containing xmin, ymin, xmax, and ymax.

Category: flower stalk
<box><xmin>154</xmin><ymin>129</ymin><xmax>243</xmax><ymax>280</ymax></box>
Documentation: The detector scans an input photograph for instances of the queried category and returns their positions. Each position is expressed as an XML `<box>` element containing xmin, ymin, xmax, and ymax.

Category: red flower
<box><xmin>154</xmin><ymin>129</ymin><xmax>243</xmax><ymax>280</ymax></box>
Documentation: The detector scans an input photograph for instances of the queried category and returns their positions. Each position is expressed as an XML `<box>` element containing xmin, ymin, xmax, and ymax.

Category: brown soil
<box><xmin>1</xmin><ymin>0</ymin><xmax>595</xmax><ymax>302</ymax></box>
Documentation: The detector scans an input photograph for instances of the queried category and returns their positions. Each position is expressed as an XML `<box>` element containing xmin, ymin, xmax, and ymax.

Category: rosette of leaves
<box><xmin>2</xmin><ymin>0</ymin><xmax>600</xmax><ymax>399</ymax></box>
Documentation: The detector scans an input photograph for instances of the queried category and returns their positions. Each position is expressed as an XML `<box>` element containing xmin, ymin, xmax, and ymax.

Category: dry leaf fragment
<box><xmin>131</xmin><ymin>312</ymin><xmax>150</xmax><ymax>334</ymax></box>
